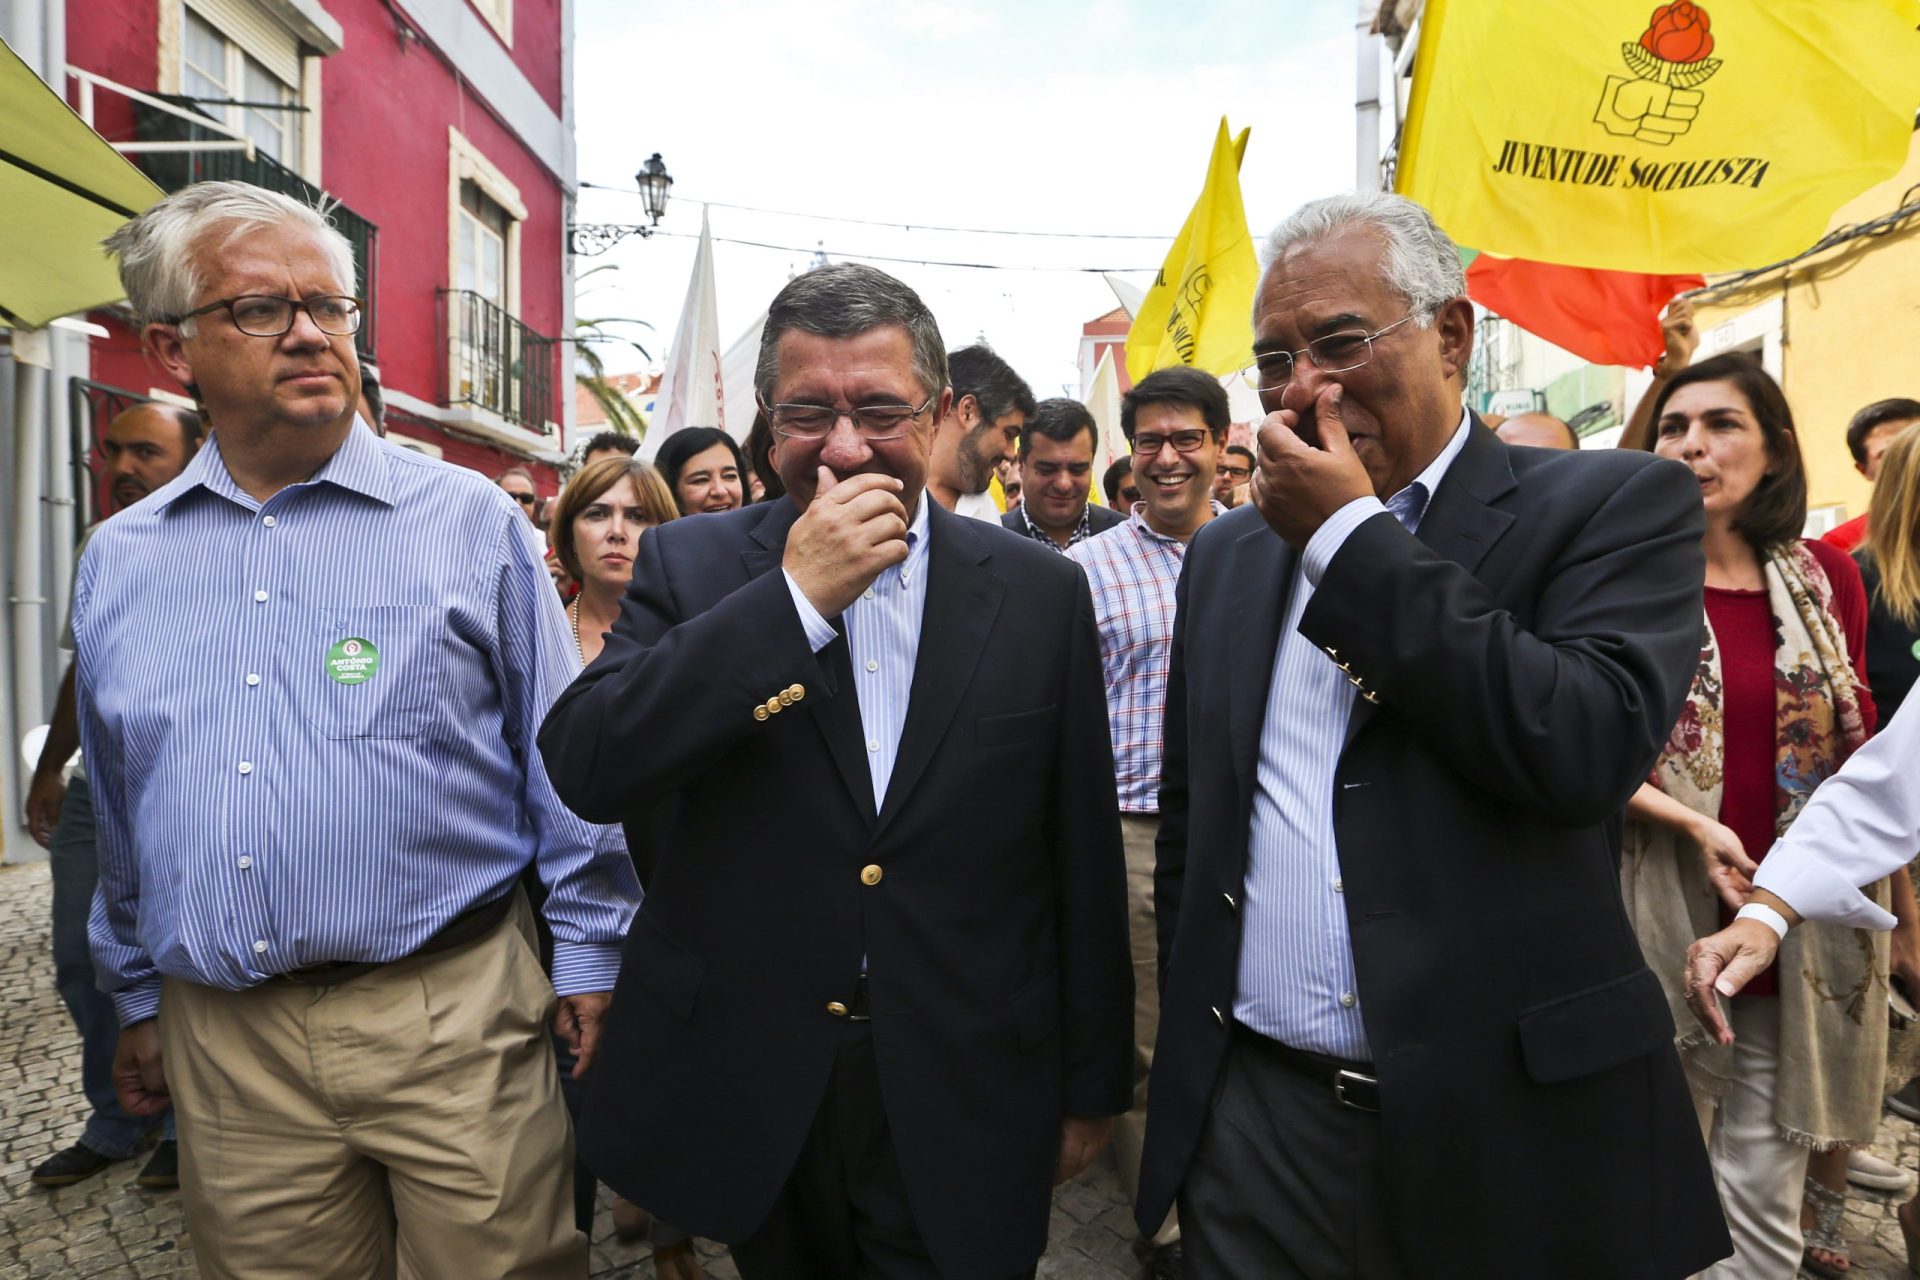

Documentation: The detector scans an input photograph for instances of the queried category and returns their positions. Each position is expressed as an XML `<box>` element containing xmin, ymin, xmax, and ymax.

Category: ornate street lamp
<box><xmin>569</xmin><ymin>153</ymin><xmax>674</xmax><ymax>256</ymax></box>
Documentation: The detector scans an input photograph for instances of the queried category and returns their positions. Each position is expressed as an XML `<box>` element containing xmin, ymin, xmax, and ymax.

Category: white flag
<box><xmin>641</xmin><ymin>206</ymin><xmax>724</xmax><ymax>460</ymax></box>
<box><xmin>1085</xmin><ymin>347</ymin><xmax>1129</xmax><ymax>470</ymax></box>
<box><xmin>719</xmin><ymin>310</ymin><xmax>766</xmax><ymax>442</ymax></box>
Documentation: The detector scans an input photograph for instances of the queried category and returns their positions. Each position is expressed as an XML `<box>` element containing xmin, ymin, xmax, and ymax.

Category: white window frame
<box><xmin>447</xmin><ymin>128</ymin><xmax>530</xmax><ymax>416</ymax></box>
<box><xmin>157</xmin><ymin>0</ymin><xmax>320</xmax><ymax>181</ymax></box>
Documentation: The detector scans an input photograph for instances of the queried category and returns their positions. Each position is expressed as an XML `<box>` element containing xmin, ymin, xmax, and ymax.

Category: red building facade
<box><xmin>68</xmin><ymin>0</ymin><xmax>577</xmax><ymax>494</ymax></box>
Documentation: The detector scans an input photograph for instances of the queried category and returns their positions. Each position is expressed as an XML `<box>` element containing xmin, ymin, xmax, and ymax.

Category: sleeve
<box><xmin>1751</xmin><ymin>696</ymin><xmax>1919</xmax><ymax>929</ymax></box>
<box><xmin>490</xmin><ymin>515</ymin><xmax>642</xmax><ymax>995</ymax></box>
<box><xmin>1298</xmin><ymin>456</ymin><xmax>1708</xmax><ymax>826</ymax></box>
<box><xmin>1808</xmin><ymin>538</ymin><xmax>1877</xmax><ymax>735</ymax></box>
<box><xmin>538</xmin><ymin>515</ymin><xmax>846</xmax><ymax>824</ymax></box>
<box><xmin>1302</xmin><ymin>495</ymin><xmax>1389</xmax><ymax>585</ymax></box>
<box><xmin>1048</xmin><ymin>568</ymin><xmax>1134</xmax><ymax>1117</ymax></box>
<box><xmin>71</xmin><ymin>545</ymin><xmax>164</xmax><ymax>1024</ymax></box>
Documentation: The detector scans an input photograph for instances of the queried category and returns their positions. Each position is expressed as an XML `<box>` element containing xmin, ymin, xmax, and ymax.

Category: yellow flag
<box><xmin>1398</xmin><ymin>0</ymin><xmax>1920</xmax><ymax>274</ymax></box>
<box><xmin>1126</xmin><ymin>119</ymin><xmax>1258</xmax><ymax>385</ymax></box>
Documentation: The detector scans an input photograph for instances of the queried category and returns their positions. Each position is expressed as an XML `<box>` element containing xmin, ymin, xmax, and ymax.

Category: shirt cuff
<box><xmin>782</xmin><ymin>569</ymin><xmax>838</xmax><ymax>652</ymax></box>
<box><xmin>1302</xmin><ymin>497</ymin><xmax>1388</xmax><ymax>586</ymax></box>
<box><xmin>1752</xmin><ymin>846</ymin><xmax>1899</xmax><ymax>932</ymax></box>
<box><xmin>550</xmin><ymin>940</ymin><xmax>625</xmax><ymax>997</ymax></box>
<box><xmin>112</xmin><ymin>977</ymin><xmax>163</xmax><ymax>1027</ymax></box>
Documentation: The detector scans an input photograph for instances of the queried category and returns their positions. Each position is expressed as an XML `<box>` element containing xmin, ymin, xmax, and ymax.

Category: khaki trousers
<box><xmin>157</xmin><ymin>895</ymin><xmax>585</xmax><ymax>1280</ymax></box>
<box><xmin>1115</xmin><ymin>814</ymin><xmax>1179</xmax><ymax>1247</ymax></box>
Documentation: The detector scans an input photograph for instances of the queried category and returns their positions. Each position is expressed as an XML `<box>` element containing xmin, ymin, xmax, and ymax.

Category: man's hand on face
<box><xmin>1251</xmin><ymin>384</ymin><xmax>1376</xmax><ymax>548</ymax></box>
<box><xmin>784</xmin><ymin>466</ymin><xmax>911</xmax><ymax>617</ymax></box>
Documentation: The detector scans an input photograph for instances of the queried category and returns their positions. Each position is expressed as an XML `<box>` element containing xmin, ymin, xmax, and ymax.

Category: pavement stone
<box><xmin>0</xmin><ymin>858</ymin><xmax>1144</xmax><ymax>1279</ymax></box>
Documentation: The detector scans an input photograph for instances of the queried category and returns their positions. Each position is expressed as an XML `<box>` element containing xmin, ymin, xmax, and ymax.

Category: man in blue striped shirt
<box><xmin>81</xmin><ymin>180</ymin><xmax>639</xmax><ymax>1278</ymax></box>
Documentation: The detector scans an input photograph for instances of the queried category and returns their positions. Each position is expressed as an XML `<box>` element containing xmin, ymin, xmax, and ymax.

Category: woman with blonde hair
<box><xmin>1860</xmin><ymin>421</ymin><xmax>1920</xmax><ymax>724</ymax></box>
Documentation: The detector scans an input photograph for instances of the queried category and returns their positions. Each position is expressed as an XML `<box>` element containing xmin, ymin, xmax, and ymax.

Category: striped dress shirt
<box><xmin>1067</xmin><ymin>505</ymin><xmax>1223</xmax><ymax>813</ymax></box>
<box><xmin>1234</xmin><ymin>413</ymin><xmax>1470</xmax><ymax>1060</ymax></box>
<box><xmin>784</xmin><ymin>494</ymin><xmax>931</xmax><ymax>807</ymax></box>
<box><xmin>75</xmin><ymin>423</ymin><xmax>641</xmax><ymax>1025</ymax></box>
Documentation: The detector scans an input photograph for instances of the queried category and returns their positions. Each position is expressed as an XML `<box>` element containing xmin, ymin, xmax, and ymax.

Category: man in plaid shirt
<box><xmin>1066</xmin><ymin>366</ymin><xmax>1228</xmax><ymax>1280</ymax></box>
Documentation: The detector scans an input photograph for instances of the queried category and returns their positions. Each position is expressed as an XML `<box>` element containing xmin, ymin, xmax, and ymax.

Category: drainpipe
<box><xmin>11</xmin><ymin>329</ymin><xmax>50</xmax><ymax>795</ymax></box>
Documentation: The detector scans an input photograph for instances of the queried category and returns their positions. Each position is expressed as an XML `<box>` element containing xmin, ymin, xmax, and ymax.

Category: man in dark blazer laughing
<box><xmin>1136</xmin><ymin>193</ymin><xmax>1731</xmax><ymax>1279</ymax></box>
<box><xmin>540</xmin><ymin>263</ymin><xmax>1132</xmax><ymax>1280</ymax></box>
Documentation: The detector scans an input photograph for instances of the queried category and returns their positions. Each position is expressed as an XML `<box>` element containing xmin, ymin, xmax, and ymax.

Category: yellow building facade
<box><xmin>1689</xmin><ymin>129</ymin><xmax>1920</xmax><ymax>530</ymax></box>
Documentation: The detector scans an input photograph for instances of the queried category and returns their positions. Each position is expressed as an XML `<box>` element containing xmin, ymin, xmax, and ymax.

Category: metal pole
<box><xmin>10</xmin><ymin>331</ymin><xmax>50</xmax><ymax>803</ymax></box>
<box><xmin>46</xmin><ymin>333</ymin><xmax>77</xmax><ymax>644</ymax></box>
<box><xmin>1355</xmin><ymin>5</ymin><xmax>1382</xmax><ymax>192</ymax></box>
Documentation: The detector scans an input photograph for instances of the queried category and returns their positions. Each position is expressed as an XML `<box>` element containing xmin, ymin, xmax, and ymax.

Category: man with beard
<box><xmin>927</xmin><ymin>343</ymin><xmax>1035</xmax><ymax>522</ymax></box>
<box><xmin>26</xmin><ymin>401</ymin><xmax>204</xmax><ymax>1191</ymax></box>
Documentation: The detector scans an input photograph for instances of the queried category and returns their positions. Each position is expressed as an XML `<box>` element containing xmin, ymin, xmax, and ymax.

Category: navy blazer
<box><xmin>540</xmin><ymin>497</ymin><xmax>1133</xmax><ymax>1280</ymax></box>
<box><xmin>1139</xmin><ymin>422</ymin><xmax>1732</xmax><ymax>1278</ymax></box>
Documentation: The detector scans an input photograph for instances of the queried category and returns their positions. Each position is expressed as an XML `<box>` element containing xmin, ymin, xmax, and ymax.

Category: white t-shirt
<box><xmin>952</xmin><ymin>490</ymin><xmax>1001</xmax><ymax>523</ymax></box>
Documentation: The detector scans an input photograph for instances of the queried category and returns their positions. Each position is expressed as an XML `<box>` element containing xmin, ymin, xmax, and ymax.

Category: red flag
<box><xmin>1464</xmin><ymin>255</ymin><xmax>1703</xmax><ymax>369</ymax></box>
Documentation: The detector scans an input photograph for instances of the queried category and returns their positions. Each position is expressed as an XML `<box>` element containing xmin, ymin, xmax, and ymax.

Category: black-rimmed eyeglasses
<box><xmin>166</xmin><ymin>294</ymin><xmax>364</xmax><ymax>338</ymax></box>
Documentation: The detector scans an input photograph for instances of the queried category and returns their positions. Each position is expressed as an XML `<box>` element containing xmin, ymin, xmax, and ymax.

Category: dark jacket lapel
<box><xmin>1341</xmin><ymin>419</ymin><xmax>1518</xmax><ymax>749</ymax></box>
<box><xmin>743</xmin><ymin>499</ymin><xmax>878</xmax><ymax>825</ymax></box>
<box><xmin>876</xmin><ymin>505</ymin><xmax>1003</xmax><ymax>837</ymax></box>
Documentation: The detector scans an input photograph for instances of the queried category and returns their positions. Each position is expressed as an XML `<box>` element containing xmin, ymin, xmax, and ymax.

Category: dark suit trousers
<box><xmin>1179</xmin><ymin>1027</ymin><xmax>1410</xmax><ymax>1280</ymax></box>
<box><xmin>732</xmin><ymin>1019</ymin><xmax>1038</xmax><ymax>1280</ymax></box>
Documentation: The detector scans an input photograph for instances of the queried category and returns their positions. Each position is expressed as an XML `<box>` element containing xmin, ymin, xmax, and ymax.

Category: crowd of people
<box><xmin>17</xmin><ymin>174</ymin><xmax>1920</xmax><ymax>1280</ymax></box>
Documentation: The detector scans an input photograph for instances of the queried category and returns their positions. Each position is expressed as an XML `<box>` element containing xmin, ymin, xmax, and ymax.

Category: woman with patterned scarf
<box><xmin>1621</xmin><ymin>353</ymin><xmax>1881</xmax><ymax>1280</ymax></box>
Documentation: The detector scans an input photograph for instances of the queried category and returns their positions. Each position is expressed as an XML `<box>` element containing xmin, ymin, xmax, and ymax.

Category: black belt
<box><xmin>1233</xmin><ymin>1023</ymin><xmax>1381</xmax><ymax>1113</ymax></box>
<box><xmin>269</xmin><ymin>890</ymin><xmax>517</xmax><ymax>987</ymax></box>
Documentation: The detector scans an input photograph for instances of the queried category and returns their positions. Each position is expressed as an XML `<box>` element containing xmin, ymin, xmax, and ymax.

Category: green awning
<box><xmin>0</xmin><ymin>36</ymin><xmax>163</xmax><ymax>330</ymax></box>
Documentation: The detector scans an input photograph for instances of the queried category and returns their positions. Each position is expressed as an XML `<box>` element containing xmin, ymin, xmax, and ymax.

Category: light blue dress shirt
<box><xmin>784</xmin><ymin>495</ymin><xmax>932</xmax><ymax>808</ymax></box>
<box><xmin>75</xmin><ymin>423</ymin><xmax>641</xmax><ymax>1024</ymax></box>
<box><xmin>1234</xmin><ymin>412</ymin><xmax>1472</xmax><ymax>1060</ymax></box>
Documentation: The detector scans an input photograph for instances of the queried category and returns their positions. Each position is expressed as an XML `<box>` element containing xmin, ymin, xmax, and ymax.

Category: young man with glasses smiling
<box><xmin>541</xmin><ymin>261</ymin><xmax>1133</xmax><ymax>1280</ymax></box>
<box><xmin>1064</xmin><ymin>365</ymin><xmax>1229</xmax><ymax>1279</ymax></box>
<box><xmin>86</xmin><ymin>181</ymin><xmax>639</xmax><ymax>1277</ymax></box>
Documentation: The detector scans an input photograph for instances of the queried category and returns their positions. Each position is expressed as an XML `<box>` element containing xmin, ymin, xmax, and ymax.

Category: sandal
<box><xmin>1803</xmin><ymin>1176</ymin><xmax>1851</xmax><ymax>1278</ymax></box>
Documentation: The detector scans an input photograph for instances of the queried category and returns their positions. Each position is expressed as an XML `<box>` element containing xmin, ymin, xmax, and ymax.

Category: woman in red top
<box><xmin>1622</xmin><ymin>354</ymin><xmax>1884</xmax><ymax>1280</ymax></box>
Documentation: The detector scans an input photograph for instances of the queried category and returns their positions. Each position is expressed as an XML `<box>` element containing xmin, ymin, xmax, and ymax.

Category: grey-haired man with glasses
<box><xmin>84</xmin><ymin>180</ymin><xmax>639</xmax><ymax>1277</ymax></box>
<box><xmin>1137</xmin><ymin>192</ymin><xmax>1728</xmax><ymax>1278</ymax></box>
<box><xmin>541</xmin><ymin>261</ymin><xmax>1133</xmax><ymax>1280</ymax></box>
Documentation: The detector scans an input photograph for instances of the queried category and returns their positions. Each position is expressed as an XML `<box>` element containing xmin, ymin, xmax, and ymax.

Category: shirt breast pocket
<box><xmin>299</xmin><ymin>605</ymin><xmax>447</xmax><ymax>740</ymax></box>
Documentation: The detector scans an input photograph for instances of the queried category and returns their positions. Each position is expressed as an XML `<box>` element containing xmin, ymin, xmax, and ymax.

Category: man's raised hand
<box><xmin>785</xmin><ymin>466</ymin><xmax>910</xmax><ymax>617</ymax></box>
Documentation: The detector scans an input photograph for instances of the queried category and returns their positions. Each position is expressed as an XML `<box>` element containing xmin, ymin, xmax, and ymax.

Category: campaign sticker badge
<box><xmin>326</xmin><ymin>637</ymin><xmax>380</xmax><ymax>685</ymax></box>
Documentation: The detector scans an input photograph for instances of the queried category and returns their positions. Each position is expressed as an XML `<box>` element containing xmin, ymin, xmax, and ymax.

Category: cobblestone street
<box><xmin>0</xmin><ymin>859</ymin><xmax>1140</xmax><ymax>1279</ymax></box>
<box><xmin>13</xmin><ymin>851</ymin><xmax>1920</xmax><ymax>1280</ymax></box>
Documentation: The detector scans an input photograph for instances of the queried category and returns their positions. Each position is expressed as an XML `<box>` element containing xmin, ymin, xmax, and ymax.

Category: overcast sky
<box><xmin>571</xmin><ymin>0</ymin><xmax>1359</xmax><ymax>400</ymax></box>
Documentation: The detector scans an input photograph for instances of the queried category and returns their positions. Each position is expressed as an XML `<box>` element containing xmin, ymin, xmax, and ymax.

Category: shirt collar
<box><xmin>158</xmin><ymin>416</ymin><xmax>393</xmax><ymax>513</ymax></box>
<box><xmin>1127</xmin><ymin>499</ymin><xmax>1228</xmax><ymax>546</ymax></box>
<box><xmin>1386</xmin><ymin>407</ymin><xmax>1472</xmax><ymax>527</ymax></box>
<box><xmin>1018</xmin><ymin>499</ymin><xmax>1092</xmax><ymax>548</ymax></box>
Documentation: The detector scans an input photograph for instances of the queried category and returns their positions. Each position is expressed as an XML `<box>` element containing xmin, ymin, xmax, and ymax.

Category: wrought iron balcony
<box><xmin>440</xmin><ymin>289</ymin><xmax>557</xmax><ymax>437</ymax></box>
<box><xmin>131</xmin><ymin>98</ymin><xmax>379</xmax><ymax>359</ymax></box>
